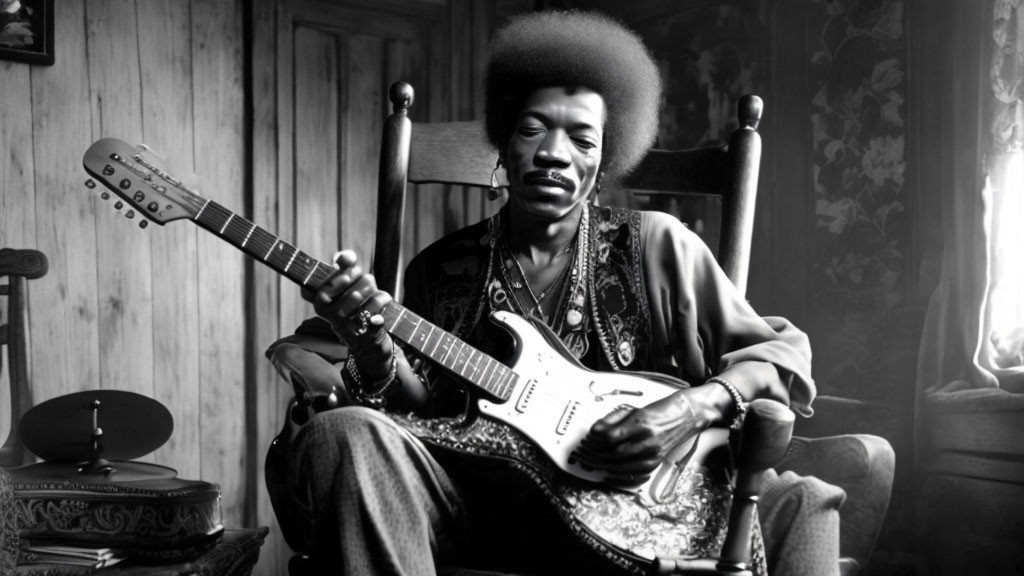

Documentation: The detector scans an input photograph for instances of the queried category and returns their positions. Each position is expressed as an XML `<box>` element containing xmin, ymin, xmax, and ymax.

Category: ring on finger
<box><xmin>353</xmin><ymin>309</ymin><xmax>372</xmax><ymax>336</ymax></box>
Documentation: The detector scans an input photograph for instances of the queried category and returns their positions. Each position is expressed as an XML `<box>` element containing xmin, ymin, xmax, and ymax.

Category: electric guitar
<box><xmin>83</xmin><ymin>138</ymin><xmax>737</xmax><ymax>574</ymax></box>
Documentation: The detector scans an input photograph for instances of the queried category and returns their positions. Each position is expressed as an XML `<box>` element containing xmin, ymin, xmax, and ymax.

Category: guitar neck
<box><xmin>193</xmin><ymin>199</ymin><xmax>517</xmax><ymax>402</ymax></box>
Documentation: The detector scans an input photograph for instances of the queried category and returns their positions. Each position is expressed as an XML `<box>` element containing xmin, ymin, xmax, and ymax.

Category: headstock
<box><xmin>83</xmin><ymin>138</ymin><xmax>207</xmax><ymax>228</ymax></box>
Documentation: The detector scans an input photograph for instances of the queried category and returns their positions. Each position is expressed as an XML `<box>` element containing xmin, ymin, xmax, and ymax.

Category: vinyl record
<box><xmin>8</xmin><ymin>459</ymin><xmax>178</xmax><ymax>484</ymax></box>
<box><xmin>20</xmin><ymin>390</ymin><xmax>173</xmax><ymax>463</ymax></box>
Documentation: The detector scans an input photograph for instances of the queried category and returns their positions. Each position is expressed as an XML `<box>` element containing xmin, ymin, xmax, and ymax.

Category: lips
<box><xmin>523</xmin><ymin>170</ymin><xmax>575</xmax><ymax>192</ymax></box>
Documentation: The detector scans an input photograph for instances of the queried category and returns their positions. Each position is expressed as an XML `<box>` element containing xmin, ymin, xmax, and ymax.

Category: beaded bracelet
<box><xmin>344</xmin><ymin>339</ymin><xmax>399</xmax><ymax>410</ymax></box>
<box><xmin>707</xmin><ymin>376</ymin><xmax>748</xmax><ymax>430</ymax></box>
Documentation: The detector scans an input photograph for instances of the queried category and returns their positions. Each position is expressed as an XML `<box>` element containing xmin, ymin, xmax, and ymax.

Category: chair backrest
<box><xmin>373</xmin><ymin>80</ymin><xmax>763</xmax><ymax>299</ymax></box>
<box><xmin>363</xmin><ymin>82</ymin><xmax>787</xmax><ymax>575</ymax></box>
<box><xmin>0</xmin><ymin>248</ymin><xmax>48</xmax><ymax>468</ymax></box>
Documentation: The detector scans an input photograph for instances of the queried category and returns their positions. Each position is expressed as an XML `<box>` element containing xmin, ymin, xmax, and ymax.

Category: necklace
<box><xmin>484</xmin><ymin>204</ymin><xmax>592</xmax><ymax>358</ymax></box>
<box><xmin>507</xmin><ymin>245</ymin><xmax>574</xmax><ymax>322</ymax></box>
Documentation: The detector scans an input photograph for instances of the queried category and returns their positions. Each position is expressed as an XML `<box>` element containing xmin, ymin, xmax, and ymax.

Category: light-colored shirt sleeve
<box><xmin>641</xmin><ymin>210</ymin><xmax>815</xmax><ymax>416</ymax></box>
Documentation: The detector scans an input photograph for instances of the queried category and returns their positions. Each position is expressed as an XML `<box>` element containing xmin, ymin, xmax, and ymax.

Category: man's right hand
<box><xmin>300</xmin><ymin>250</ymin><xmax>394</xmax><ymax>380</ymax></box>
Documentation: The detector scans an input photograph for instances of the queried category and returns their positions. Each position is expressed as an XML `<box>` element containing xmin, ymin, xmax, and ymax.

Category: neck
<box><xmin>506</xmin><ymin>203</ymin><xmax>585</xmax><ymax>266</ymax></box>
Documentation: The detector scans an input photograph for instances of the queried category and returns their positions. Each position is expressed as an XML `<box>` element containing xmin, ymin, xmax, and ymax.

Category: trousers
<box><xmin>282</xmin><ymin>406</ymin><xmax>844</xmax><ymax>576</ymax></box>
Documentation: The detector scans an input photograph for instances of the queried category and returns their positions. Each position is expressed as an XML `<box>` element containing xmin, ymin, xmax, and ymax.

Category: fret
<box><xmin>197</xmin><ymin>201</ymin><xmax>232</xmax><ymax>235</ymax></box>
<box><xmin>263</xmin><ymin>239</ymin><xmax>278</xmax><ymax>261</ymax></box>
<box><xmin>423</xmin><ymin>325</ymin><xmax>435</xmax><ymax>355</ymax></box>
<box><xmin>495</xmin><ymin>369</ymin><xmax>516</xmax><ymax>400</ymax></box>
<box><xmin>411</xmin><ymin>316</ymin><xmax>423</xmax><ymax>342</ymax></box>
<box><xmin>440</xmin><ymin>333</ymin><xmax>455</xmax><ymax>365</ymax></box>
<box><xmin>467</xmin><ymin>352</ymin><xmax>481</xmax><ymax>382</ymax></box>
<box><xmin>223</xmin><ymin>215</ymin><xmax>257</xmax><ymax>251</ymax></box>
<box><xmin>451</xmin><ymin>341</ymin><xmax>466</xmax><ymax>375</ymax></box>
<box><xmin>241</xmin><ymin>221</ymin><xmax>255</xmax><ymax>247</ymax></box>
<box><xmin>248</xmin><ymin>226</ymin><xmax>278</xmax><ymax>256</ymax></box>
<box><xmin>388</xmin><ymin>306</ymin><xmax>408</xmax><ymax>336</ymax></box>
<box><xmin>480</xmin><ymin>357</ymin><xmax>497</xmax><ymax>389</ymax></box>
<box><xmin>304</xmin><ymin>260</ymin><xmax>330</xmax><ymax>288</ymax></box>
<box><xmin>219</xmin><ymin>212</ymin><xmax>234</xmax><ymax>234</ymax></box>
<box><xmin>195</xmin><ymin>198</ymin><xmax>211</xmax><ymax>220</ymax></box>
<box><xmin>302</xmin><ymin>263</ymin><xmax>318</xmax><ymax>286</ymax></box>
<box><xmin>283</xmin><ymin>248</ymin><xmax>298</xmax><ymax>272</ymax></box>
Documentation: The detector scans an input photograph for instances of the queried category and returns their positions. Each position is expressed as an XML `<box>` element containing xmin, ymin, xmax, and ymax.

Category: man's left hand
<box><xmin>576</xmin><ymin>388</ymin><xmax>712</xmax><ymax>479</ymax></box>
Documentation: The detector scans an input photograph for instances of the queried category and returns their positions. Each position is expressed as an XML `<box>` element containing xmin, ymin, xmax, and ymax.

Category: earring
<box><xmin>590</xmin><ymin>171</ymin><xmax>604</xmax><ymax>204</ymax></box>
<box><xmin>488</xmin><ymin>157</ymin><xmax>504</xmax><ymax>201</ymax></box>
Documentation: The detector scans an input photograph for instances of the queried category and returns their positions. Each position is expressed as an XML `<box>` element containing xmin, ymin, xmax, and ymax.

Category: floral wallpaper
<box><xmin>628</xmin><ymin>3</ymin><xmax>764</xmax><ymax>247</ymax></box>
<box><xmin>807</xmin><ymin>0</ymin><xmax>907</xmax><ymax>398</ymax></box>
<box><xmin>636</xmin><ymin>4</ymin><xmax>764</xmax><ymax>149</ymax></box>
<box><xmin>992</xmin><ymin>0</ymin><xmax>1024</xmax><ymax>155</ymax></box>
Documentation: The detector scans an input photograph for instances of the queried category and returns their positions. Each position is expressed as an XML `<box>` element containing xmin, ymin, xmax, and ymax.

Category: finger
<box><xmin>332</xmin><ymin>249</ymin><xmax>358</xmax><ymax>269</ymax></box>
<box><xmin>316</xmin><ymin>264</ymin><xmax>364</xmax><ymax>303</ymax></box>
<box><xmin>572</xmin><ymin>443</ymin><xmax>660</xmax><ymax>476</ymax></box>
<box><xmin>586</xmin><ymin>415</ymin><xmax>653</xmax><ymax>447</ymax></box>
<box><xmin>331</xmin><ymin>275</ymin><xmax>379</xmax><ymax>318</ymax></box>
<box><xmin>363</xmin><ymin>292</ymin><xmax>394</xmax><ymax>328</ymax></box>
<box><xmin>577</xmin><ymin>437</ymin><xmax>659</xmax><ymax>465</ymax></box>
<box><xmin>590</xmin><ymin>406</ymin><xmax>634</xmax><ymax>434</ymax></box>
<box><xmin>602</xmin><ymin>457</ymin><xmax>661</xmax><ymax>476</ymax></box>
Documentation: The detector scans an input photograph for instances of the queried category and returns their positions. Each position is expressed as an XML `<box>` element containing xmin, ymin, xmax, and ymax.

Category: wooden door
<box><xmin>249</xmin><ymin>1</ymin><xmax>454</xmax><ymax>572</ymax></box>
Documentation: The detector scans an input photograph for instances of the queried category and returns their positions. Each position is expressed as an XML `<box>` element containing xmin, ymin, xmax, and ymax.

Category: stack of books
<box><xmin>19</xmin><ymin>543</ymin><xmax>126</xmax><ymax>569</ymax></box>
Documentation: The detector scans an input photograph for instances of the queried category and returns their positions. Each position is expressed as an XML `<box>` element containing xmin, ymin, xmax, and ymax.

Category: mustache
<box><xmin>522</xmin><ymin>170</ymin><xmax>575</xmax><ymax>192</ymax></box>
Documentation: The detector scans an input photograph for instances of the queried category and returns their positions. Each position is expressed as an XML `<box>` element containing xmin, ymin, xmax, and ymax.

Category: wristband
<box><xmin>707</xmin><ymin>376</ymin><xmax>747</xmax><ymax>430</ymax></box>
<box><xmin>345</xmin><ymin>339</ymin><xmax>398</xmax><ymax>409</ymax></box>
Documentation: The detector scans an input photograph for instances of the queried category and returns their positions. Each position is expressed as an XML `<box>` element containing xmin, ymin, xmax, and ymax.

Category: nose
<box><xmin>535</xmin><ymin>130</ymin><xmax>571</xmax><ymax>167</ymax></box>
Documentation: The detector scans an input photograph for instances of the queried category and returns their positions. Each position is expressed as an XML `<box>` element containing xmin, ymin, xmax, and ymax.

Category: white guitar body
<box><xmin>477</xmin><ymin>310</ymin><xmax>729</xmax><ymax>503</ymax></box>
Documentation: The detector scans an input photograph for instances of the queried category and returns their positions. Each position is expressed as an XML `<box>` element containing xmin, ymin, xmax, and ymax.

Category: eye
<box><xmin>572</xmin><ymin>137</ymin><xmax>598</xmax><ymax>150</ymax></box>
<box><xmin>518</xmin><ymin>124</ymin><xmax>545</xmax><ymax>137</ymax></box>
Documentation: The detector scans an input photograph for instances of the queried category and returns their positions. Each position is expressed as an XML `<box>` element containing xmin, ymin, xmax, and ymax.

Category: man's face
<box><xmin>504</xmin><ymin>86</ymin><xmax>606</xmax><ymax>221</ymax></box>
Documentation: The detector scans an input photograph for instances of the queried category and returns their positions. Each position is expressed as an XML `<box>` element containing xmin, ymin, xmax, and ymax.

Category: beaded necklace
<box><xmin>484</xmin><ymin>204</ymin><xmax>592</xmax><ymax>357</ymax></box>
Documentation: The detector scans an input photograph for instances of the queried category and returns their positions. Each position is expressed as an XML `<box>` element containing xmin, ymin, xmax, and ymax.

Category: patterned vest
<box><xmin>416</xmin><ymin>204</ymin><xmax>654</xmax><ymax>375</ymax></box>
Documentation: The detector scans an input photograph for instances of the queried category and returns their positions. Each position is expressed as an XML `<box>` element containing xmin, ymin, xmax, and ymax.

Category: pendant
<box><xmin>566</xmin><ymin>308</ymin><xmax>583</xmax><ymax>327</ymax></box>
<box><xmin>616</xmin><ymin>339</ymin><xmax>635</xmax><ymax>366</ymax></box>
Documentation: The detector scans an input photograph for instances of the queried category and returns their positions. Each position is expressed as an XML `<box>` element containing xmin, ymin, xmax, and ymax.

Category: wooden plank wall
<box><xmin>1</xmin><ymin>1</ymin><xmax>534</xmax><ymax>574</ymax></box>
<box><xmin>0</xmin><ymin>0</ymin><xmax>248</xmax><ymax>539</ymax></box>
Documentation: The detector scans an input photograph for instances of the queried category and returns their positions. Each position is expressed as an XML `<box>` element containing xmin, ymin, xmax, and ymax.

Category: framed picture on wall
<box><xmin>0</xmin><ymin>0</ymin><xmax>54</xmax><ymax>66</ymax></box>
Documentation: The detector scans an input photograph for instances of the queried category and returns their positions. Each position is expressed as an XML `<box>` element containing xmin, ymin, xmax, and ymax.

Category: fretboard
<box><xmin>192</xmin><ymin>199</ymin><xmax>518</xmax><ymax>401</ymax></box>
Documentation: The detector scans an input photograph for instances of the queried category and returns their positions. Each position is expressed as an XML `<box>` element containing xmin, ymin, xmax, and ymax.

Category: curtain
<box><xmin>916</xmin><ymin>0</ymin><xmax>1024</xmax><ymax>397</ymax></box>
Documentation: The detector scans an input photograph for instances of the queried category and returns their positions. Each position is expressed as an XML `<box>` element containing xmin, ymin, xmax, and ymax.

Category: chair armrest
<box><xmin>718</xmin><ymin>399</ymin><xmax>794</xmax><ymax>570</ymax></box>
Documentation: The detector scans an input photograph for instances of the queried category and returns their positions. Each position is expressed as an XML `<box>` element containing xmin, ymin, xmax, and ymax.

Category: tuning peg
<box><xmin>125</xmin><ymin>210</ymin><xmax>135</xmax><ymax>219</ymax></box>
<box><xmin>100</xmin><ymin>191</ymin><xmax>110</xmax><ymax>200</ymax></box>
<box><xmin>139</xmin><ymin>221</ymin><xmax>149</xmax><ymax>229</ymax></box>
<box><xmin>85</xmin><ymin>179</ymin><xmax>96</xmax><ymax>188</ymax></box>
<box><xmin>114</xmin><ymin>201</ymin><xmax>124</xmax><ymax>210</ymax></box>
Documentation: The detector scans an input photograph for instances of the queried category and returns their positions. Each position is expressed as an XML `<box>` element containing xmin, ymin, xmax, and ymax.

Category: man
<box><xmin>268</xmin><ymin>10</ymin><xmax>842</xmax><ymax>576</ymax></box>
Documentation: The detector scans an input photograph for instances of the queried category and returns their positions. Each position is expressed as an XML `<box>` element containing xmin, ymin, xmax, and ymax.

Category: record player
<box><xmin>7</xmin><ymin>390</ymin><xmax>224</xmax><ymax>563</ymax></box>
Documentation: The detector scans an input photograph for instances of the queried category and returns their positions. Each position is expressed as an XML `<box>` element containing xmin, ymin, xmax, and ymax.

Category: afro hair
<box><xmin>484</xmin><ymin>10</ymin><xmax>662</xmax><ymax>180</ymax></box>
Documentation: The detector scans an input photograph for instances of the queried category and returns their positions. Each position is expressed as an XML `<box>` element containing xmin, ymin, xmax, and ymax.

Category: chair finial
<box><xmin>389</xmin><ymin>82</ymin><xmax>415</xmax><ymax>114</ymax></box>
<box><xmin>737</xmin><ymin>95</ymin><xmax>763</xmax><ymax>131</ymax></box>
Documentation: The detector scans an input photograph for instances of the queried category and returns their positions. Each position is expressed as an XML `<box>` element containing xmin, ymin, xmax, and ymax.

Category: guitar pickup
<box><xmin>556</xmin><ymin>401</ymin><xmax>581</xmax><ymax>436</ymax></box>
<box><xmin>515</xmin><ymin>379</ymin><xmax>538</xmax><ymax>413</ymax></box>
